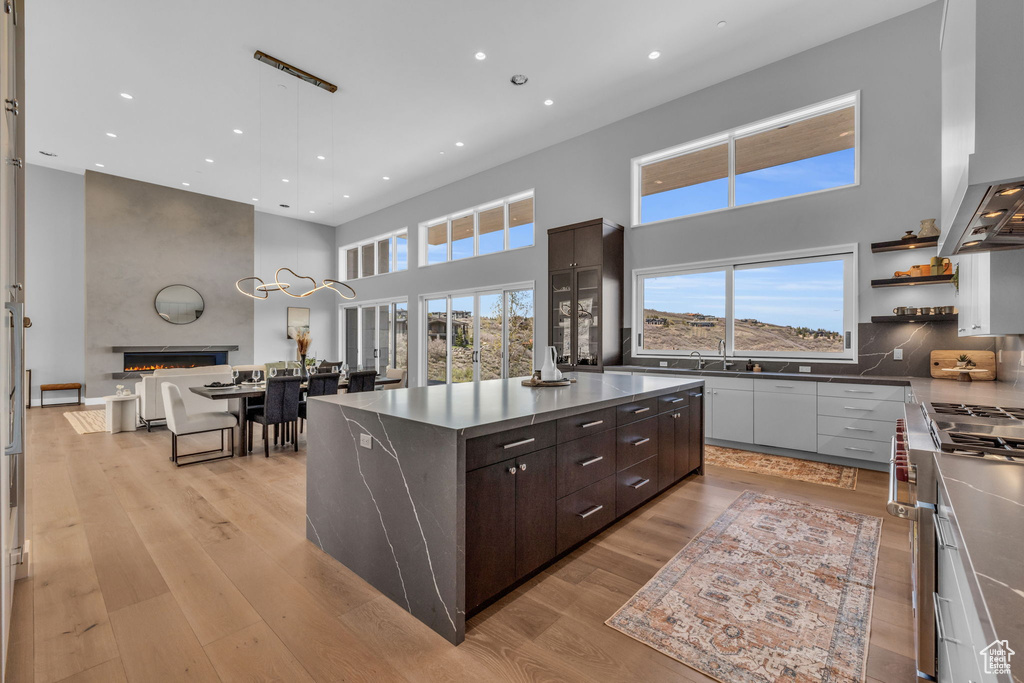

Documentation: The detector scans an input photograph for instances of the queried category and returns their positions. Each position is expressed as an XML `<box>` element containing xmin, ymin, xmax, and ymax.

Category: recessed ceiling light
<box><xmin>475</xmin><ymin>52</ymin><xmax>486</xmax><ymax>61</ymax></box>
<box><xmin>982</xmin><ymin>209</ymin><xmax>1007</xmax><ymax>219</ymax></box>
<box><xmin>120</xmin><ymin>92</ymin><xmax>133</xmax><ymax>100</ymax></box>
<box><xmin>233</xmin><ymin>129</ymin><xmax>243</xmax><ymax>135</ymax></box>
<box><xmin>252</xmin><ymin>197</ymin><xmax>259</xmax><ymax>201</ymax></box>
<box><xmin>963</xmin><ymin>240</ymin><xmax>983</xmax><ymax>247</ymax></box>
<box><xmin>382</xmin><ymin>176</ymin><xmax>391</xmax><ymax>181</ymax></box>
<box><xmin>343</xmin><ymin>194</ymin><xmax>350</xmax><ymax>198</ymax></box>
<box><xmin>95</xmin><ymin>163</ymin><xmax>105</xmax><ymax>168</ymax></box>
<box><xmin>106</xmin><ymin>132</ymin><xmax>118</xmax><ymax>138</ymax></box>
<box><xmin>316</xmin><ymin>155</ymin><xmax>326</xmax><ymax>160</ymax></box>
<box><xmin>439</xmin><ymin>151</ymin><xmax>445</xmax><ymax>155</ymax></box>
<box><xmin>205</xmin><ymin>158</ymin><xmax>214</xmax><ymax>163</ymax></box>
<box><xmin>544</xmin><ymin>99</ymin><xmax>554</xmax><ymax>106</ymax></box>
<box><xmin>455</xmin><ymin>141</ymin><xmax>464</xmax><ymax>147</ymax></box>
<box><xmin>282</xmin><ymin>178</ymin><xmax>290</xmax><ymax>183</ymax></box>
<box><xmin>717</xmin><ymin>21</ymin><xmax>727</xmax><ymax>28</ymax></box>
<box><xmin>996</xmin><ymin>185</ymin><xmax>1023</xmax><ymax>196</ymax></box>
<box><xmin>309</xmin><ymin>210</ymin><xmax>316</xmax><ymax>214</ymax></box>
<box><xmin>182</xmin><ymin>182</ymin><xmax>190</xmax><ymax>186</ymax></box>
<box><xmin>648</xmin><ymin>51</ymin><xmax>661</xmax><ymax>60</ymax></box>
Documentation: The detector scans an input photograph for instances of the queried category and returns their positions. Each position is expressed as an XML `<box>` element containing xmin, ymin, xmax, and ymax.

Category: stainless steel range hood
<box><xmin>938</xmin><ymin>0</ymin><xmax>1024</xmax><ymax>256</ymax></box>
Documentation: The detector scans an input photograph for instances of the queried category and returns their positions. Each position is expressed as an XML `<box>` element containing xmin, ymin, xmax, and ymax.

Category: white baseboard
<box><xmin>28</xmin><ymin>397</ymin><xmax>104</xmax><ymax>408</ymax></box>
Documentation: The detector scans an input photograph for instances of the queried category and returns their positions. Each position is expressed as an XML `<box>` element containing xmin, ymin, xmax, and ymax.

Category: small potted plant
<box><xmin>956</xmin><ymin>353</ymin><xmax>971</xmax><ymax>368</ymax></box>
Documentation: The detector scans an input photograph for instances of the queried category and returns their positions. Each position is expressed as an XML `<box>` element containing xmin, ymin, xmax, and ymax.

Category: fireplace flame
<box><xmin>124</xmin><ymin>363</ymin><xmax>205</xmax><ymax>372</ymax></box>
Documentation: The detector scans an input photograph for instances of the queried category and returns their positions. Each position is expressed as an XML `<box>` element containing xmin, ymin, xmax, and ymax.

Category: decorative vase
<box><xmin>918</xmin><ymin>218</ymin><xmax>940</xmax><ymax>238</ymax></box>
<box><xmin>299</xmin><ymin>354</ymin><xmax>307</xmax><ymax>379</ymax></box>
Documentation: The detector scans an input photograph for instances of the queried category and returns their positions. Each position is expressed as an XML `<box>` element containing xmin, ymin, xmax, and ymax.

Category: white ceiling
<box><xmin>27</xmin><ymin>0</ymin><xmax>933</xmax><ymax>228</ymax></box>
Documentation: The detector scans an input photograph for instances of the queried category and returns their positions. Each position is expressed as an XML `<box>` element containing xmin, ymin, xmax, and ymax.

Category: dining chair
<box><xmin>346</xmin><ymin>370</ymin><xmax>377</xmax><ymax>394</ymax></box>
<box><xmin>298</xmin><ymin>372</ymin><xmax>340</xmax><ymax>434</ymax></box>
<box><xmin>384</xmin><ymin>366</ymin><xmax>408</xmax><ymax>389</ymax></box>
<box><xmin>160</xmin><ymin>383</ymin><xmax>237</xmax><ymax>466</ymax></box>
<box><xmin>246</xmin><ymin>376</ymin><xmax>302</xmax><ymax>456</ymax></box>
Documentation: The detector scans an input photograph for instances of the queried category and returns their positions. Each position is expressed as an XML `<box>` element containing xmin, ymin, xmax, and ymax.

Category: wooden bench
<box><xmin>40</xmin><ymin>382</ymin><xmax>82</xmax><ymax>407</ymax></box>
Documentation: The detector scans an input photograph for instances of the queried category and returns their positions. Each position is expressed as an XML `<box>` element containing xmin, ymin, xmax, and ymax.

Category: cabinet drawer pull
<box><xmin>844</xmin><ymin>389</ymin><xmax>873</xmax><ymax>394</ymax></box>
<box><xmin>844</xmin><ymin>426</ymin><xmax>873</xmax><ymax>432</ymax></box>
<box><xmin>579</xmin><ymin>455</ymin><xmax>604</xmax><ymax>467</ymax></box>
<box><xmin>629</xmin><ymin>478</ymin><xmax>651</xmax><ymax>490</ymax></box>
<box><xmin>632</xmin><ymin>437</ymin><xmax>651</xmax><ymax>447</ymax></box>
<box><xmin>581</xmin><ymin>420</ymin><xmax>604</xmax><ymax>428</ymax></box>
<box><xmin>503</xmin><ymin>437</ymin><xmax>535</xmax><ymax>450</ymax></box>
<box><xmin>632</xmin><ymin>407</ymin><xmax>650</xmax><ymax>414</ymax></box>
<box><xmin>669</xmin><ymin>397</ymin><xmax>687</xmax><ymax>404</ymax></box>
<box><xmin>936</xmin><ymin>515</ymin><xmax>959</xmax><ymax>550</ymax></box>
<box><xmin>507</xmin><ymin>467</ymin><xmax>517</xmax><ymax>475</ymax></box>
<box><xmin>933</xmin><ymin>593</ymin><xmax>961</xmax><ymax>644</ymax></box>
<box><xmin>843</xmin><ymin>406</ymin><xmax>872</xmax><ymax>411</ymax></box>
<box><xmin>844</xmin><ymin>446</ymin><xmax>874</xmax><ymax>453</ymax></box>
<box><xmin>691</xmin><ymin>392</ymin><xmax>703</xmax><ymax>397</ymax></box>
<box><xmin>578</xmin><ymin>504</ymin><xmax>604</xmax><ymax>519</ymax></box>
<box><xmin>775</xmin><ymin>384</ymin><xmax>794</xmax><ymax>388</ymax></box>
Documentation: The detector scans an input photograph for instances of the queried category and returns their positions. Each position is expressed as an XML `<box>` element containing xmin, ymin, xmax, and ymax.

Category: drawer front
<box><xmin>616</xmin><ymin>416</ymin><xmax>658</xmax><ymax>470</ymax></box>
<box><xmin>616</xmin><ymin>397</ymin><xmax>658</xmax><ymax>426</ymax></box>
<box><xmin>817</xmin><ymin>382</ymin><xmax>906</xmax><ymax>402</ymax></box>
<box><xmin>466</xmin><ymin>421</ymin><xmax>556</xmax><ymax>471</ymax></box>
<box><xmin>556</xmin><ymin>476</ymin><xmax>615</xmax><ymax>554</ymax></box>
<box><xmin>753</xmin><ymin>380</ymin><xmax>816</xmax><ymax>396</ymax></box>
<box><xmin>615</xmin><ymin>455</ymin><xmax>658</xmax><ymax>516</ymax></box>
<box><xmin>556</xmin><ymin>406</ymin><xmax>616</xmax><ymax>444</ymax></box>
<box><xmin>816</xmin><ymin>434</ymin><xmax>890</xmax><ymax>463</ymax></box>
<box><xmin>817</xmin><ymin>415</ymin><xmax>896</xmax><ymax>443</ymax></box>
<box><xmin>657</xmin><ymin>390</ymin><xmax>691</xmax><ymax>413</ymax></box>
<box><xmin>556</xmin><ymin>430</ymin><xmax>616</xmax><ymax>498</ymax></box>
<box><xmin>704</xmin><ymin>376</ymin><xmax>754</xmax><ymax>392</ymax></box>
<box><xmin>816</xmin><ymin>396</ymin><xmax>906</xmax><ymax>423</ymax></box>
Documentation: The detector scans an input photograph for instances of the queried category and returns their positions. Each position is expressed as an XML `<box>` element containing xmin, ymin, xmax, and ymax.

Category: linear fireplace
<box><xmin>123</xmin><ymin>351</ymin><xmax>228</xmax><ymax>372</ymax></box>
<box><xmin>110</xmin><ymin>345</ymin><xmax>239</xmax><ymax>379</ymax></box>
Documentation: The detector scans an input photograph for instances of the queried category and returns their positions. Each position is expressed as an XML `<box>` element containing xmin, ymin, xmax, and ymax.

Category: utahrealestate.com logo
<box><xmin>980</xmin><ymin>640</ymin><xmax>1015</xmax><ymax>676</ymax></box>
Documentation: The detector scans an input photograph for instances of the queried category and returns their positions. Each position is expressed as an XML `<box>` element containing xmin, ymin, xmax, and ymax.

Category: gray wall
<box><xmin>25</xmin><ymin>165</ymin><xmax>85</xmax><ymax>405</ymax></box>
<box><xmin>84</xmin><ymin>171</ymin><xmax>255</xmax><ymax>397</ymax></box>
<box><xmin>253</xmin><ymin>212</ymin><xmax>337</xmax><ymax>365</ymax></box>
<box><xmin>334</xmin><ymin>4</ymin><xmax>947</xmax><ymax>384</ymax></box>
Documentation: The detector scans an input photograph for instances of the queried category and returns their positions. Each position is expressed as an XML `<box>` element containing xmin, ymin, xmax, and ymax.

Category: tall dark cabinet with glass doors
<box><xmin>548</xmin><ymin>219</ymin><xmax>623</xmax><ymax>373</ymax></box>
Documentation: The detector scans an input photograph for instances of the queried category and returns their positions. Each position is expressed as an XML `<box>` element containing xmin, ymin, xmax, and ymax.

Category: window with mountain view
<box><xmin>637</xmin><ymin>250</ymin><xmax>854</xmax><ymax>360</ymax></box>
<box><xmin>633</xmin><ymin>93</ymin><xmax>858</xmax><ymax>225</ymax></box>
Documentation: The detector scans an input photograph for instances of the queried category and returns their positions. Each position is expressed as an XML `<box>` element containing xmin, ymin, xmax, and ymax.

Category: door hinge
<box><xmin>7</xmin><ymin>158</ymin><xmax>23</xmax><ymax>168</ymax></box>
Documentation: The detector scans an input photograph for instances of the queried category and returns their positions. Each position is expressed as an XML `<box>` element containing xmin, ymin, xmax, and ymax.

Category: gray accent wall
<box><xmin>253</xmin><ymin>212</ymin><xmax>338</xmax><ymax>365</ymax></box>
<box><xmin>334</xmin><ymin>4</ymin><xmax>948</xmax><ymax>384</ymax></box>
<box><xmin>84</xmin><ymin>171</ymin><xmax>255</xmax><ymax>397</ymax></box>
<box><xmin>25</xmin><ymin>165</ymin><xmax>85</xmax><ymax>405</ymax></box>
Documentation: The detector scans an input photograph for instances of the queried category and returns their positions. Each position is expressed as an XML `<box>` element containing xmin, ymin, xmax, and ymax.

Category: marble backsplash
<box><xmin>621</xmin><ymin>321</ymin><xmax>997</xmax><ymax>378</ymax></box>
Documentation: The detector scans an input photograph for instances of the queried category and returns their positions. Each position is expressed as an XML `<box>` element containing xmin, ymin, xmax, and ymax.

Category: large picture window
<box><xmin>635</xmin><ymin>247</ymin><xmax>856</xmax><ymax>361</ymax></box>
<box><xmin>633</xmin><ymin>93</ymin><xmax>858</xmax><ymax>226</ymax></box>
<box><xmin>419</xmin><ymin>191</ymin><xmax>534</xmax><ymax>266</ymax></box>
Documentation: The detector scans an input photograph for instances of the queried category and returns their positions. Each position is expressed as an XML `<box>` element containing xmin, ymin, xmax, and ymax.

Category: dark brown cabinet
<box><xmin>656</xmin><ymin>391</ymin><xmax>702</xmax><ymax>490</ymax></box>
<box><xmin>688</xmin><ymin>388</ymin><xmax>705</xmax><ymax>474</ymax></box>
<box><xmin>548</xmin><ymin>219</ymin><xmax>623</xmax><ymax>372</ymax></box>
<box><xmin>465</xmin><ymin>446</ymin><xmax>556</xmax><ymax>611</ymax></box>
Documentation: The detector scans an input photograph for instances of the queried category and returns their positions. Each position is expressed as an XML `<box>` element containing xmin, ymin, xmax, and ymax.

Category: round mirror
<box><xmin>154</xmin><ymin>284</ymin><xmax>205</xmax><ymax>325</ymax></box>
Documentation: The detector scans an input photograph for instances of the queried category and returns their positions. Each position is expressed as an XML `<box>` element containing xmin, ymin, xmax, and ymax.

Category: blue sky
<box><xmin>644</xmin><ymin>260</ymin><xmax>844</xmax><ymax>332</ymax></box>
<box><xmin>641</xmin><ymin>149</ymin><xmax>855</xmax><ymax>223</ymax></box>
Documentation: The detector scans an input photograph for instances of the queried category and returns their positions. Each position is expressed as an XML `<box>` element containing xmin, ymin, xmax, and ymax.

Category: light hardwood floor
<box><xmin>5</xmin><ymin>405</ymin><xmax>917</xmax><ymax>683</ymax></box>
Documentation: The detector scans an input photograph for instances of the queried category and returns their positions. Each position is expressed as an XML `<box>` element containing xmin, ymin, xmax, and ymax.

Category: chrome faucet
<box><xmin>717</xmin><ymin>339</ymin><xmax>730</xmax><ymax>370</ymax></box>
<box><xmin>689</xmin><ymin>351</ymin><xmax>706</xmax><ymax>370</ymax></box>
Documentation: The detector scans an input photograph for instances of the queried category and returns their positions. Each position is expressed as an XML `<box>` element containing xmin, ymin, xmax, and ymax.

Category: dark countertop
<box><xmin>310</xmin><ymin>372</ymin><xmax>703</xmax><ymax>437</ymax></box>
<box><xmin>606</xmin><ymin>364</ymin><xmax>914</xmax><ymax>386</ymax></box>
<box><xmin>932</xmin><ymin>449</ymin><xmax>1024</xmax><ymax>649</ymax></box>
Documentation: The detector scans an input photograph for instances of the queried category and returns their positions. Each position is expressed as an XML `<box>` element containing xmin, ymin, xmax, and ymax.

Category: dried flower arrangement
<box><xmin>295</xmin><ymin>329</ymin><xmax>312</xmax><ymax>356</ymax></box>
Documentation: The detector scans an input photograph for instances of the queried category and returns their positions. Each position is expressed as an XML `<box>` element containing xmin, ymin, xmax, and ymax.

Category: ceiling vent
<box><xmin>509</xmin><ymin>74</ymin><xmax>528</xmax><ymax>86</ymax></box>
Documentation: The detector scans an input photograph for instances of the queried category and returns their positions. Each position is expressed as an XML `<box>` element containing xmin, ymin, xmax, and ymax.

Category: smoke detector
<box><xmin>509</xmin><ymin>74</ymin><xmax>528</xmax><ymax>86</ymax></box>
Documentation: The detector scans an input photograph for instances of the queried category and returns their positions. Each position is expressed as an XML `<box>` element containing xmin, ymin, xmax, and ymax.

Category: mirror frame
<box><xmin>154</xmin><ymin>284</ymin><xmax>205</xmax><ymax>325</ymax></box>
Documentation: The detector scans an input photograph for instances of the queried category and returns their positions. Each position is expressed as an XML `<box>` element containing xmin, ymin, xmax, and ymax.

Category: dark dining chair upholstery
<box><xmin>346</xmin><ymin>370</ymin><xmax>377</xmax><ymax>394</ymax></box>
<box><xmin>318</xmin><ymin>360</ymin><xmax>343</xmax><ymax>371</ymax></box>
<box><xmin>246</xmin><ymin>376</ymin><xmax>302</xmax><ymax>456</ymax></box>
<box><xmin>298</xmin><ymin>373</ymin><xmax>340</xmax><ymax>423</ymax></box>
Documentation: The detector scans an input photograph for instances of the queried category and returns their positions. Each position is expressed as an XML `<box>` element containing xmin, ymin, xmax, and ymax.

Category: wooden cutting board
<box><xmin>929</xmin><ymin>350</ymin><xmax>996</xmax><ymax>380</ymax></box>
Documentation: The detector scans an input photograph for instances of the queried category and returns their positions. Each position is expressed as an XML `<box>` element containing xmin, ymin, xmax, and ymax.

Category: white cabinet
<box><xmin>710</xmin><ymin>388</ymin><xmax>753</xmax><ymax>443</ymax></box>
<box><xmin>957</xmin><ymin>250</ymin><xmax>1024</xmax><ymax>336</ymax></box>
<box><xmin>754</xmin><ymin>391</ymin><xmax>816</xmax><ymax>452</ymax></box>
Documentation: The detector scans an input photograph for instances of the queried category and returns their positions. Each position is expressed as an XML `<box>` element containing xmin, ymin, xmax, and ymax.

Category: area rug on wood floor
<box><xmin>607</xmin><ymin>490</ymin><xmax>881</xmax><ymax>683</ymax></box>
<box><xmin>705</xmin><ymin>445</ymin><xmax>858</xmax><ymax>490</ymax></box>
<box><xmin>63</xmin><ymin>410</ymin><xmax>106</xmax><ymax>434</ymax></box>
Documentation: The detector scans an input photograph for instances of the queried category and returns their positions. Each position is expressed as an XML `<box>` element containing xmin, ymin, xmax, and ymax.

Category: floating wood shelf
<box><xmin>870</xmin><ymin>314</ymin><xmax>958</xmax><ymax>323</ymax></box>
<box><xmin>870</xmin><ymin>236</ymin><xmax>939</xmax><ymax>253</ymax></box>
<box><xmin>870</xmin><ymin>274</ymin><xmax>954</xmax><ymax>288</ymax></box>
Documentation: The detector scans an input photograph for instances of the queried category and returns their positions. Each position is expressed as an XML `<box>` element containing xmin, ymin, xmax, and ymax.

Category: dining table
<box><xmin>189</xmin><ymin>375</ymin><xmax>402</xmax><ymax>454</ymax></box>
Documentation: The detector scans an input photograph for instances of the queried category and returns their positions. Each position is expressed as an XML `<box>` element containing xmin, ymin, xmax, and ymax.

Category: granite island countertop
<box><xmin>310</xmin><ymin>372</ymin><xmax>703</xmax><ymax>439</ymax></box>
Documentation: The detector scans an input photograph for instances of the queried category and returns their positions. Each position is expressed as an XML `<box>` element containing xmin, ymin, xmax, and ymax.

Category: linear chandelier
<box><xmin>236</xmin><ymin>267</ymin><xmax>356</xmax><ymax>300</ymax></box>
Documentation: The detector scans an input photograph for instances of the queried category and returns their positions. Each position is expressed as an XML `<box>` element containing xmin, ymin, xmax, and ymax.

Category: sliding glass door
<box><xmin>341</xmin><ymin>299</ymin><xmax>408</xmax><ymax>373</ymax></box>
<box><xmin>422</xmin><ymin>285</ymin><xmax>534</xmax><ymax>385</ymax></box>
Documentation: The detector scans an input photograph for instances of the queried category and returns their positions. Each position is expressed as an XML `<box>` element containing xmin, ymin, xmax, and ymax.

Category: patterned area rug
<box><xmin>607</xmin><ymin>491</ymin><xmax>881</xmax><ymax>682</ymax></box>
<box><xmin>63</xmin><ymin>410</ymin><xmax>106</xmax><ymax>434</ymax></box>
<box><xmin>706</xmin><ymin>445</ymin><xmax>858</xmax><ymax>490</ymax></box>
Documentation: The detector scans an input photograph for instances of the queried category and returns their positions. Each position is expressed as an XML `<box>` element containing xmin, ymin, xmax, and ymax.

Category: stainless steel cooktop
<box><xmin>923</xmin><ymin>402</ymin><xmax>1024</xmax><ymax>463</ymax></box>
